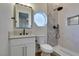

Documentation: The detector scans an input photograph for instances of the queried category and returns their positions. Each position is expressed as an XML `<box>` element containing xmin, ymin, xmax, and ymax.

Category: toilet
<box><xmin>40</xmin><ymin>44</ymin><xmax>53</xmax><ymax>56</ymax></box>
<box><xmin>37</xmin><ymin>36</ymin><xmax>53</xmax><ymax>56</ymax></box>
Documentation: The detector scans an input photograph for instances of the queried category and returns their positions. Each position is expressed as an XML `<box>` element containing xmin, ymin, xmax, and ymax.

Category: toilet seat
<box><xmin>40</xmin><ymin>44</ymin><xmax>53</xmax><ymax>53</ymax></box>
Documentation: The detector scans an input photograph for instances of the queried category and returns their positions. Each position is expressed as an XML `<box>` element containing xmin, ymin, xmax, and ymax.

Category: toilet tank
<box><xmin>37</xmin><ymin>36</ymin><xmax>47</xmax><ymax>44</ymax></box>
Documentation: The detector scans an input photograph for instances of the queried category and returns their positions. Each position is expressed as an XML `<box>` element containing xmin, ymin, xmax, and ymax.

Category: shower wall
<box><xmin>47</xmin><ymin>4</ymin><xmax>58</xmax><ymax>46</ymax></box>
<box><xmin>58</xmin><ymin>3</ymin><xmax>79</xmax><ymax>54</ymax></box>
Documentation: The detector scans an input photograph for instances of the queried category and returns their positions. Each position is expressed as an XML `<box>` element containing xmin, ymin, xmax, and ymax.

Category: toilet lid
<box><xmin>41</xmin><ymin>44</ymin><xmax>53</xmax><ymax>50</ymax></box>
<box><xmin>40</xmin><ymin>44</ymin><xmax>53</xmax><ymax>53</ymax></box>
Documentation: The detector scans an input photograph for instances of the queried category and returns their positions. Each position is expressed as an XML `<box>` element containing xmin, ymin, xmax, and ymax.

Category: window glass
<box><xmin>34</xmin><ymin>11</ymin><xmax>47</xmax><ymax>27</ymax></box>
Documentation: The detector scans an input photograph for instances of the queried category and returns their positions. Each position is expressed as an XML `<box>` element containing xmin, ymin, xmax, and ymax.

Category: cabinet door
<box><xmin>26</xmin><ymin>43</ymin><xmax>35</xmax><ymax>56</ymax></box>
<box><xmin>10</xmin><ymin>46</ymin><xmax>24</xmax><ymax>56</ymax></box>
<box><xmin>24</xmin><ymin>37</ymin><xmax>35</xmax><ymax>56</ymax></box>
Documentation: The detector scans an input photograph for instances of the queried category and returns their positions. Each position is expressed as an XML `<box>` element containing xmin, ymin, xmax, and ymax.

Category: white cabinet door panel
<box><xmin>27</xmin><ymin>43</ymin><xmax>35</xmax><ymax>56</ymax></box>
<box><xmin>10</xmin><ymin>46</ymin><xmax>23</xmax><ymax>56</ymax></box>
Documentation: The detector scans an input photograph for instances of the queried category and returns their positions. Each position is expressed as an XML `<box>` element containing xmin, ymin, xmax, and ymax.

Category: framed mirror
<box><xmin>14</xmin><ymin>3</ymin><xmax>32</xmax><ymax>29</ymax></box>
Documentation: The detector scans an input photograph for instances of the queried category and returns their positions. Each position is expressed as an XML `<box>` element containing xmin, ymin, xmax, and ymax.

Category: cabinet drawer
<box><xmin>9</xmin><ymin>37</ymin><xmax>35</xmax><ymax>46</ymax></box>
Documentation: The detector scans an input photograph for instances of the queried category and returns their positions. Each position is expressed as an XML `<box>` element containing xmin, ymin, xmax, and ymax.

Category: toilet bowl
<box><xmin>37</xmin><ymin>36</ymin><xmax>53</xmax><ymax>56</ymax></box>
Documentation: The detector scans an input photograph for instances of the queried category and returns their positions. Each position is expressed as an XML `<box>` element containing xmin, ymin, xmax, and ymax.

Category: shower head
<box><xmin>54</xmin><ymin>7</ymin><xmax>63</xmax><ymax>11</ymax></box>
<box><xmin>57</xmin><ymin>7</ymin><xmax>63</xmax><ymax>11</ymax></box>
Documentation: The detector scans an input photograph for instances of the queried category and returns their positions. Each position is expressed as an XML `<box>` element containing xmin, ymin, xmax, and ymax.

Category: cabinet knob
<box><xmin>26</xmin><ymin>33</ymin><xmax>28</xmax><ymax>35</ymax></box>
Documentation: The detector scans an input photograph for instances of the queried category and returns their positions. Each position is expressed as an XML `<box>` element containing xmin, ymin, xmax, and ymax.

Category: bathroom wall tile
<box><xmin>47</xmin><ymin>4</ymin><xmax>58</xmax><ymax>46</ymax></box>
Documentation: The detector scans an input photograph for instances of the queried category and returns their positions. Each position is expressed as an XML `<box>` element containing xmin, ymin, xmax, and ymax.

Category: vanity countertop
<box><xmin>8</xmin><ymin>34</ymin><xmax>47</xmax><ymax>39</ymax></box>
<box><xmin>8</xmin><ymin>35</ymin><xmax>36</xmax><ymax>39</ymax></box>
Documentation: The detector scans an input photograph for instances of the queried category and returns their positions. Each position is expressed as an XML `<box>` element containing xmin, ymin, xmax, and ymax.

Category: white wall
<box><xmin>9</xmin><ymin>3</ymin><xmax>47</xmax><ymax>36</ymax></box>
<box><xmin>30</xmin><ymin>3</ymin><xmax>47</xmax><ymax>36</ymax></box>
<box><xmin>0</xmin><ymin>3</ymin><xmax>12</xmax><ymax>55</ymax></box>
<box><xmin>58</xmin><ymin>3</ymin><xmax>79</xmax><ymax>54</ymax></box>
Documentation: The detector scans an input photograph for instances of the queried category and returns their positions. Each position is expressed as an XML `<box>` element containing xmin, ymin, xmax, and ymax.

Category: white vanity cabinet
<box><xmin>8</xmin><ymin>37</ymin><xmax>35</xmax><ymax>56</ymax></box>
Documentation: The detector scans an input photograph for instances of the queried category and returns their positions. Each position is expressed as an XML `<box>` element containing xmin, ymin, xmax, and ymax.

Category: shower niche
<box><xmin>14</xmin><ymin>3</ymin><xmax>32</xmax><ymax>29</ymax></box>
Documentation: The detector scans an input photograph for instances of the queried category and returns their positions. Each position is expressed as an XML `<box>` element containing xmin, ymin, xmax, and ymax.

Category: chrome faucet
<box><xmin>23</xmin><ymin>29</ymin><xmax>25</xmax><ymax>35</ymax></box>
